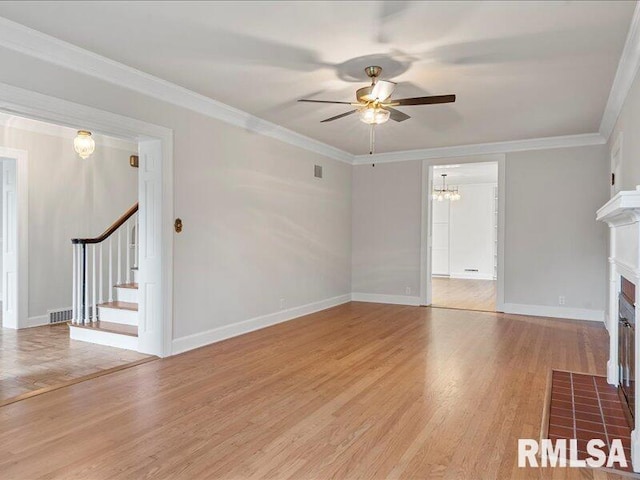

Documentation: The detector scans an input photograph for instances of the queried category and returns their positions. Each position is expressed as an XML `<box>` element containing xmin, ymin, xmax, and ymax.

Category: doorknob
<box><xmin>174</xmin><ymin>218</ymin><xmax>182</xmax><ymax>233</ymax></box>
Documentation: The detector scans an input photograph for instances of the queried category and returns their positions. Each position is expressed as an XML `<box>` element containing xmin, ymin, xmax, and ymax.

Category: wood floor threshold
<box><xmin>0</xmin><ymin>356</ymin><xmax>157</xmax><ymax>408</ymax></box>
<box><xmin>429</xmin><ymin>305</ymin><xmax>497</xmax><ymax>314</ymax></box>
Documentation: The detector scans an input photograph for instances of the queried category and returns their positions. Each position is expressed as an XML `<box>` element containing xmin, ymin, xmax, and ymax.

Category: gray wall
<box><xmin>0</xmin><ymin>124</ymin><xmax>138</xmax><ymax>319</ymax></box>
<box><xmin>504</xmin><ymin>145</ymin><xmax>609</xmax><ymax>311</ymax></box>
<box><xmin>0</xmin><ymin>46</ymin><xmax>352</xmax><ymax>340</ymax></box>
<box><xmin>351</xmin><ymin>145</ymin><xmax>609</xmax><ymax>313</ymax></box>
<box><xmin>352</xmin><ymin>161</ymin><xmax>422</xmax><ymax>296</ymax></box>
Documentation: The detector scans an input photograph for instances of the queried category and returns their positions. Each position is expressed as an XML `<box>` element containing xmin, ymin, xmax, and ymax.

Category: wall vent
<box><xmin>314</xmin><ymin>165</ymin><xmax>323</xmax><ymax>178</ymax></box>
<box><xmin>48</xmin><ymin>308</ymin><xmax>73</xmax><ymax>324</ymax></box>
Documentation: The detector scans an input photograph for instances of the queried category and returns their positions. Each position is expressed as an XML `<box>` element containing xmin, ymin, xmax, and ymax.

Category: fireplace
<box><xmin>597</xmin><ymin>187</ymin><xmax>640</xmax><ymax>472</ymax></box>
<box><xmin>619</xmin><ymin>277</ymin><xmax>636</xmax><ymax>428</ymax></box>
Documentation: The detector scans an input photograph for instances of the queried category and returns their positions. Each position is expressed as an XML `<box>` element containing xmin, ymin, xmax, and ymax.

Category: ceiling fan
<box><xmin>298</xmin><ymin>66</ymin><xmax>456</xmax><ymax>154</ymax></box>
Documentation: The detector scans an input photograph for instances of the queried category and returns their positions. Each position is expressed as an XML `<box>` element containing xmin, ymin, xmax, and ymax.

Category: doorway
<box><xmin>420</xmin><ymin>156</ymin><xmax>505</xmax><ymax>312</ymax></box>
<box><xmin>0</xmin><ymin>82</ymin><xmax>173</xmax><ymax>358</ymax></box>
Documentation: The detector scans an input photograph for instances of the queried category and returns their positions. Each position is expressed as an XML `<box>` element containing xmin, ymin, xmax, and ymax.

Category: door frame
<box><xmin>0</xmin><ymin>82</ymin><xmax>174</xmax><ymax>356</ymax></box>
<box><xmin>419</xmin><ymin>154</ymin><xmax>506</xmax><ymax>311</ymax></box>
<box><xmin>0</xmin><ymin>147</ymin><xmax>28</xmax><ymax>329</ymax></box>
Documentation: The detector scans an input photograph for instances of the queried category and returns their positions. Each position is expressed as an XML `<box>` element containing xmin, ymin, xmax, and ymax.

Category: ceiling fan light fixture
<box><xmin>359</xmin><ymin>106</ymin><xmax>390</xmax><ymax>125</ymax></box>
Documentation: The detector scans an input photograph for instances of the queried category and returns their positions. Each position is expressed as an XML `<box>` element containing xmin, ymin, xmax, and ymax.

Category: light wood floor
<box><xmin>0</xmin><ymin>302</ymin><xmax>624</xmax><ymax>479</ymax></box>
<box><xmin>432</xmin><ymin>276</ymin><xmax>497</xmax><ymax>311</ymax></box>
<box><xmin>0</xmin><ymin>322</ymin><xmax>151</xmax><ymax>403</ymax></box>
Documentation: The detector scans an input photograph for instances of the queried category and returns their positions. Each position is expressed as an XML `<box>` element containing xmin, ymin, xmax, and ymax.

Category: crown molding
<box><xmin>0</xmin><ymin>16</ymin><xmax>621</xmax><ymax>166</ymax></box>
<box><xmin>599</xmin><ymin>2</ymin><xmax>640</xmax><ymax>141</ymax></box>
<box><xmin>352</xmin><ymin>133</ymin><xmax>606</xmax><ymax>165</ymax></box>
<box><xmin>0</xmin><ymin>111</ymin><xmax>136</xmax><ymax>150</ymax></box>
<box><xmin>0</xmin><ymin>17</ymin><xmax>354</xmax><ymax>165</ymax></box>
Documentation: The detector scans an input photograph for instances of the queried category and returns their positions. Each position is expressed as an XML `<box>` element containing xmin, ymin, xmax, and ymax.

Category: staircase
<box><xmin>68</xmin><ymin>204</ymin><xmax>141</xmax><ymax>351</ymax></box>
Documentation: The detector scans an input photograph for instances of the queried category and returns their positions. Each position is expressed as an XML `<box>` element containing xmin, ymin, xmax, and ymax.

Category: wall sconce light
<box><xmin>74</xmin><ymin>130</ymin><xmax>95</xmax><ymax>159</ymax></box>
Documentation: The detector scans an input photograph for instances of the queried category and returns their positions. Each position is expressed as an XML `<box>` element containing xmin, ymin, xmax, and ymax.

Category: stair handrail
<box><xmin>71</xmin><ymin>203</ymin><xmax>139</xmax><ymax>245</ymax></box>
<box><xmin>71</xmin><ymin>202</ymin><xmax>139</xmax><ymax>325</ymax></box>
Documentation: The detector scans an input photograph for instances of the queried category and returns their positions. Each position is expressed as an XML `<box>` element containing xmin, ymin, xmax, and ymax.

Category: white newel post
<box><xmin>597</xmin><ymin>187</ymin><xmax>640</xmax><ymax>473</ymax></box>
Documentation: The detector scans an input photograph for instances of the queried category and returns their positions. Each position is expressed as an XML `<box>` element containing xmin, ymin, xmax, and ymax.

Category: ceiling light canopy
<box><xmin>74</xmin><ymin>130</ymin><xmax>95</xmax><ymax>159</ymax></box>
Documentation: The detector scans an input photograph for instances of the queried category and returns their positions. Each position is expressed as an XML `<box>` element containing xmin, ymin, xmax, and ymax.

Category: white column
<box><xmin>91</xmin><ymin>244</ymin><xmax>97</xmax><ymax>322</ymax></box>
<box><xmin>108</xmin><ymin>237</ymin><xmax>113</xmax><ymax>302</ymax></box>
<box><xmin>99</xmin><ymin>243</ymin><xmax>103</xmax><ymax>305</ymax></box>
<box><xmin>72</xmin><ymin>244</ymin><xmax>77</xmax><ymax>324</ymax></box>
<box><xmin>126</xmin><ymin>221</ymin><xmax>131</xmax><ymax>284</ymax></box>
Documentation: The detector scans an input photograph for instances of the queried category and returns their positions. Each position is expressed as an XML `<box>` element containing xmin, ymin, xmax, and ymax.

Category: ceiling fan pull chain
<box><xmin>370</xmin><ymin>124</ymin><xmax>376</xmax><ymax>166</ymax></box>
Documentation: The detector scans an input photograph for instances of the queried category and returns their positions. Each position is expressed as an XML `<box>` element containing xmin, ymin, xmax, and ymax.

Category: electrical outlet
<box><xmin>279</xmin><ymin>298</ymin><xmax>286</xmax><ymax>310</ymax></box>
<box><xmin>559</xmin><ymin>296</ymin><xmax>565</xmax><ymax>306</ymax></box>
<box><xmin>405</xmin><ymin>286</ymin><xmax>411</xmax><ymax>295</ymax></box>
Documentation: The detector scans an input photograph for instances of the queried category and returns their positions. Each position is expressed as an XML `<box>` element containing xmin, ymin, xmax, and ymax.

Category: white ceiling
<box><xmin>0</xmin><ymin>1</ymin><xmax>634</xmax><ymax>155</ymax></box>
<box><xmin>434</xmin><ymin>162</ymin><xmax>498</xmax><ymax>185</ymax></box>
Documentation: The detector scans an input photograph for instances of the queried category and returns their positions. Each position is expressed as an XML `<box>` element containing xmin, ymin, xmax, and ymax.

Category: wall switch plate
<box><xmin>559</xmin><ymin>296</ymin><xmax>565</xmax><ymax>305</ymax></box>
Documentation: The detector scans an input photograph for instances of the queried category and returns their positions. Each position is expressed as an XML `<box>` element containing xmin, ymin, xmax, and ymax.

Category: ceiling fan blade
<box><xmin>298</xmin><ymin>99</ymin><xmax>354</xmax><ymax>105</ymax></box>
<box><xmin>387</xmin><ymin>107</ymin><xmax>411</xmax><ymax>122</ymax></box>
<box><xmin>392</xmin><ymin>94</ymin><xmax>456</xmax><ymax>106</ymax></box>
<box><xmin>370</xmin><ymin>80</ymin><xmax>397</xmax><ymax>101</ymax></box>
<box><xmin>320</xmin><ymin>110</ymin><xmax>357</xmax><ymax>123</ymax></box>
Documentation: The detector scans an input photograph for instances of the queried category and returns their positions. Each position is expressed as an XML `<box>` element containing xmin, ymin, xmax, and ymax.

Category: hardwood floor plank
<box><xmin>0</xmin><ymin>303</ymin><xmax>629</xmax><ymax>479</ymax></box>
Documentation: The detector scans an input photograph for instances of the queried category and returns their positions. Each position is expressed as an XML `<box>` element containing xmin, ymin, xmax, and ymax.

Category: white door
<box><xmin>137</xmin><ymin>140</ymin><xmax>164</xmax><ymax>355</ymax></box>
<box><xmin>2</xmin><ymin>159</ymin><xmax>17</xmax><ymax>328</ymax></box>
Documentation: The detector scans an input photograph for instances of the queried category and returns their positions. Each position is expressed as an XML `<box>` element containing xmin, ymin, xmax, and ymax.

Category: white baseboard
<box><xmin>171</xmin><ymin>293</ymin><xmax>351</xmax><ymax>355</ymax></box>
<box><xmin>24</xmin><ymin>314</ymin><xmax>48</xmax><ymax>328</ymax></box>
<box><xmin>502</xmin><ymin>303</ymin><xmax>605</xmax><ymax>322</ymax></box>
<box><xmin>69</xmin><ymin>324</ymin><xmax>138</xmax><ymax>351</ymax></box>
<box><xmin>450</xmin><ymin>272</ymin><xmax>495</xmax><ymax>281</ymax></box>
<box><xmin>351</xmin><ymin>293</ymin><xmax>421</xmax><ymax>306</ymax></box>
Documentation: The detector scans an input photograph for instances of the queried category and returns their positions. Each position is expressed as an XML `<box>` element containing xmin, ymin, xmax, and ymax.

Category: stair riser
<box><xmin>115</xmin><ymin>287</ymin><xmax>138</xmax><ymax>303</ymax></box>
<box><xmin>70</xmin><ymin>325</ymin><xmax>138</xmax><ymax>351</ymax></box>
<box><xmin>98</xmin><ymin>306</ymin><xmax>138</xmax><ymax>326</ymax></box>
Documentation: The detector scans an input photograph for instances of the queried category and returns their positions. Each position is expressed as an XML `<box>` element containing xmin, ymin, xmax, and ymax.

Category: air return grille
<box><xmin>49</xmin><ymin>308</ymin><xmax>73</xmax><ymax>324</ymax></box>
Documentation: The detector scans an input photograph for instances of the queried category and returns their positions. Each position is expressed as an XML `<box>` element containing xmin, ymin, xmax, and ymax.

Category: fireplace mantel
<box><xmin>597</xmin><ymin>187</ymin><xmax>640</xmax><ymax>471</ymax></box>
<box><xmin>597</xmin><ymin>188</ymin><xmax>640</xmax><ymax>227</ymax></box>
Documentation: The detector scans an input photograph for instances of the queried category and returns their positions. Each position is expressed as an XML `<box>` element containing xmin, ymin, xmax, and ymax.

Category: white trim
<box><xmin>496</xmin><ymin>157</ymin><xmax>506</xmax><ymax>311</ymax></box>
<box><xmin>69</xmin><ymin>324</ymin><xmax>138</xmax><ymax>351</ymax></box>
<box><xmin>353</xmin><ymin>134</ymin><xmax>606</xmax><ymax>165</ymax></box>
<box><xmin>449</xmin><ymin>273</ymin><xmax>495</xmax><ymax>281</ymax></box>
<box><xmin>0</xmin><ymin>146</ymin><xmax>28</xmax><ymax>330</ymax></box>
<box><xmin>0</xmin><ymin>112</ymin><xmax>136</xmax><ymax>150</ymax></box>
<box><xmin>0</xmin><ymin>82</ymin><xmax>174</xmax><ymax>356</ymax></box>
<box><xmin>351</xmin><ymin>293</ymin><xmax>421</xmax><ymax>306</ymax></box>
<box><xmin>502</xmin><ymin>303</ymin><xmax>605</xmax><ymax>322</ymax></box>
<box><xmin>172</xmin><ymin>294</ymin><xmax>351</xmax><ymax>355</ymax></box>
<box><xmin>0</xmin><ymin>17</ymin><xmax>352</xmax><ymax>165</ymax></box>
<box><xmin>600</xmin><ymin>3</ymin><xmax>640</xmax><ymax>140</ymax></box>
<box><xmin>24</xmin><ymin>314</ymin><xmax>47</xmax><ymax>328</ymax></box>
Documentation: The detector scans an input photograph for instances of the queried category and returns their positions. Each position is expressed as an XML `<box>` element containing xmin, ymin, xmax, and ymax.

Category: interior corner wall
<box><xmin>503</xmin><ymin>145</ymin><xmax>609</xmax><ymax>314</ymax></box>
<box><xmin>0</xmin><ymin>46</ymin><xmax>352</xmax><ymax>343</ymax></box>
<box><xmin>608</xmin><ymin>64</ymin><xmax>640</xmax><ymax>191</ymax></box>
<box><xmin>0</xmin><ymin>124</ymin><xmax>137</xmax><ymax>322</ymax></box>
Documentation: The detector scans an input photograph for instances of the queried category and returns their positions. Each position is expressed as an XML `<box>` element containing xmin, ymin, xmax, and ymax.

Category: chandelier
<box><xmin>432</xmin><ymin>174</ymin><xmax>461</xmax><ymax>202</ymax></box>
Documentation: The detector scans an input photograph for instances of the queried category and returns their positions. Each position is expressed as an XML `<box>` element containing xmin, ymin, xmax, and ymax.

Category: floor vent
<box><xmin>49</xmin><ymin>308</ymin><xmax>73</xmax><ymax>324</ymax></box>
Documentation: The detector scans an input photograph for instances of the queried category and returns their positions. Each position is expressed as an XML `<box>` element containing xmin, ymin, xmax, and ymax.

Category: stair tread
<box><xmin>71</xmin><ymin>321</ymin><xmax>138</xmax><ymax>337</ymax></box>
<box><xmin>98</xmin><ymin>301</ymin><xmax>138</xmax><ymax>311</ymax></box>
<box><xmin>115</xmin><ymin>283</ymin><xmax>138</xmax><ymax>290</ymax></box>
